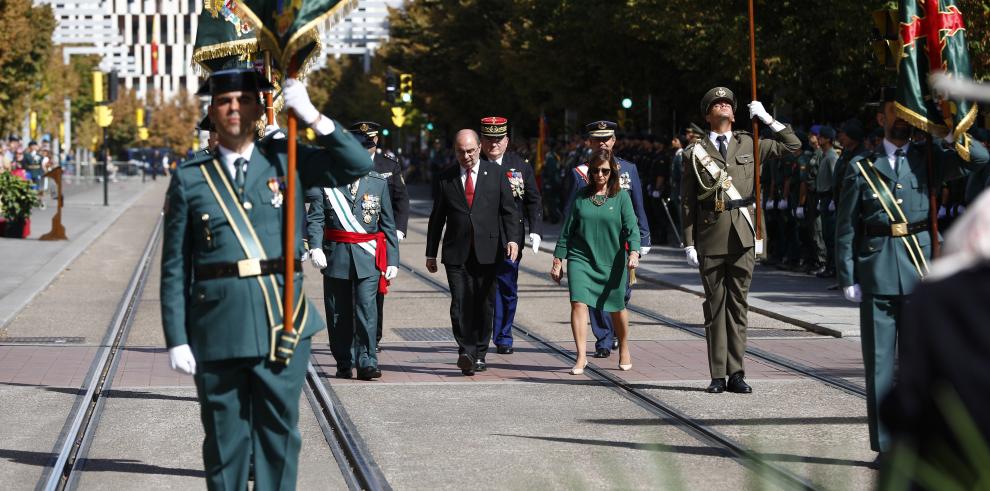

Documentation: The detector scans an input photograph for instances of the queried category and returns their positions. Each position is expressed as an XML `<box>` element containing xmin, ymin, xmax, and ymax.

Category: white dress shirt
<box><xmin>709</xmin><ymin>131</ymin><xmax>733</xmax><ymax>149</ymax></box>
<box><xmin>216</xmin><ymin>143</ymin><xmax>255</xmax><ymax>180</ymax></box>
<box><xmin>882</xmin><ymin>139</ymin><xmax>910</xmax><ymax>172</ymax></box>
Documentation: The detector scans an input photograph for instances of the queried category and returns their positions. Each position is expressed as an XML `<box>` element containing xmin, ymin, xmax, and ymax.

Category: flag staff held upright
<box><xmin>747</xmin><ymin>0</ymin><xmax>764</xmax><ymax>252</ymax></box>
<box><xmin>264</xmin><ymin>51</ymin><xmax>275</xmax><ymax>125</ymax></box>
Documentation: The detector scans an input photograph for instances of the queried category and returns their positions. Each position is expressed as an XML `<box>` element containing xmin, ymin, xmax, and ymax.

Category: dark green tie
<box><xmin>234</xmin><ymin>157</ymin><xmax>247</xmax><ymax>198</ymax></box>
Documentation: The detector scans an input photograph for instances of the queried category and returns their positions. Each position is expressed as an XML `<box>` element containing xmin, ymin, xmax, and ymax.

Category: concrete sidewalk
<box><xmin>407</xmin><ymin>183</ymin><xmax>860</xmax><ymax>337</ymax></box>
<box><xmin>0</xmin><ymin>178</ymin><xmax>164</xmax><ymax>330</ymax></box>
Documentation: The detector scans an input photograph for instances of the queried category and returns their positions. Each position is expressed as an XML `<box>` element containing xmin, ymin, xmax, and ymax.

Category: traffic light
<box><xmin>621</xmin><ymin>97</ymin><xmax>633</xmax><ymax>109</ymax></box>
<box><xmin>381</xmin><ymin>128</ymin><xmax>390</xmax><ymax>137</ymax></box>
<box><xmin>400</xmin><ymin>74</ymin><xmax>413</xmax><ymax>103</ymax></box>
<box><xmin>108</xmin><ymin>70</ymin><xmax>119</xmax><ymax>102</ymax></box>
<box><xmin>136</xmin><ymin>108</ymin><xmax>145</xmax><ymax>127</ymax></box>
<box><xmin>385</xmin><ymin>72</ymin><xmax>397</xmax><ymax>104</ymax></box>
<box><xmin>93</xmin><ymin>71</ymin><xmax>104</xmax><ymax>102</ymax></box>
<box><xmin>426</xmin><ymin>122</ymin><xmax>434</xmax><ymax>131</ymax></box>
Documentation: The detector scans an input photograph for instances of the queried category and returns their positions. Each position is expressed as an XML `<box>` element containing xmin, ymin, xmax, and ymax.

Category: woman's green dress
<box><xmin>553</xmin><ymin>190</ymin><xmax>641</xmax><ymax>311</ymax></box>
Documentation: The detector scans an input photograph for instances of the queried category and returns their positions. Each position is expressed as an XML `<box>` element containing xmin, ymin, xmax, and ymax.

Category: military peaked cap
<box><xmin>480</xmin><ymin>116</ymin><xmax>509</xmax><ymax>137</ymax></box>
<box><xmin>586</xmin><ymin>120</ymin><xmax>617</xmax><ymax>138</ymax></box>
<box><xmin>700</xmin><ymin>87</ymin><xmax>737</xmax><ymax>116</ymax></box>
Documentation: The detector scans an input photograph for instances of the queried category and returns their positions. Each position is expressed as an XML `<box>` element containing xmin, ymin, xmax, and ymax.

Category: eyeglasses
<box><xmin>588</xmin><ymin>168</ymin><xmax>611</xmax><ymax>176</ymax></box>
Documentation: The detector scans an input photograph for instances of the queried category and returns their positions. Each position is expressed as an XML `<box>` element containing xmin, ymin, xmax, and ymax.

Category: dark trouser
<box><xmin>589</xmin><ymin>282</ymin><xmax>632</xmax><ymax>351</ymax></box>
<box><xmin>492</xmin><ymin>255</ymin><xmax>521</xmax><ymax>347</ymax></box>
<box><xmin>324</xmin><ymin>275</ymin><xmax>379</xmax><ymax>370</ymax></box>
<box><xmin>861</xmin><ymin>293</ymin><xmax>901</xmax><ymax>452</ymax></box>
<box><xmin>698</xmin><ymin>241</ymin><xmax>754</xmax><ymax>379</ymax></box>
<box><xmin>799</xmin><ymin>205</ymin><xmax>826</xmax><ymax>266</ymax></box>
<box><xmin>445</xmin><ymin>254</ymin><xmax>496</xmax><ymax>361</ymax></box>
<box><xmin>819</xmin><ymin>193</ymin><xmax>836</xmax><ymax>270</ymax></box>
<box><xmin>375</xmin><ymin>292</ymin><xmax>385</xmax><ymax>344</ymax></box>
<box><xmin>194</xmin><ymin>338</ymin><xmax>311</xmax><ymax>491</ymax></box>
<box><xmin>783</xmin><ymin>208</ymin><xmax>801</xmax><ymax>264</ymax></box>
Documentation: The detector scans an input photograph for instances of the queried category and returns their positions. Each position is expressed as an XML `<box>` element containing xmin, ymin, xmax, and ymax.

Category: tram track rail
<box><xmin>400</xmin><ymin>260</ymin><xmax>820</xmax><ymax>491</ymax></box>
<box><xmin>40</xmin><ymin>215</ymin><xmax>163</xmax><ymax>491</ymax></box>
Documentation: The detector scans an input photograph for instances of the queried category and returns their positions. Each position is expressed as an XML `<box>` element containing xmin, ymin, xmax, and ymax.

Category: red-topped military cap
<box><xmin>480</xmin><ymin>116</ymin><xmax>509</xmax><ymax>137</ymax></box>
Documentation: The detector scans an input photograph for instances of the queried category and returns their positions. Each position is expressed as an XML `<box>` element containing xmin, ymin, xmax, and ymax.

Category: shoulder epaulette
<box><xmin>180</xmin><ymin>151</ymin><xmax>214</xmax><ymax>168</ymax></box>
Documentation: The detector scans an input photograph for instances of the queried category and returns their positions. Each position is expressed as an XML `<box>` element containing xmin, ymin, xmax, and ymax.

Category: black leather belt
<box><xmin>864</xmin><ymin>220</ymin><xmax>928</xmax><ymax>238</ymax></box>
<box><xmin>706</xmin><ymin>196</ymin><xmax>754</xmax><ymax>212</ymax></box>
<box><xmin>195</xmin><ymin>258</ymin><xmax>302</xmax><ymax>280</ymax></box>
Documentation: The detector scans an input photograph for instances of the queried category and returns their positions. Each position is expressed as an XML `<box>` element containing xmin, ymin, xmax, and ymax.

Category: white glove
<box><xmin>397</xmin><ymin>230</ymin><xmax>405</xmax><ymax>241</ymax></box>
<box><xmin>640</xmin><ymin>246</ymin><xmax>651</xmax><ymax>256</ymax></box>
<box><xmin>264</xmin><ymin>124</ymin><xmax>285</xmax><ymax>140</ymax></box>
<box><xmin>168</xmin><ymin>344</ymin><xmax>196</xmax><ymax>375</ymax></box>
<box><xmin>843</xmin><ymin>284</ymin><xmax>862</xmax><ymax>303</ymax></box>
<box><xmin>309</xmin><ymin>248</ymin><xmax>327</xmax><ymax>269</ymax></box>
<box><xmin>937</xmin><ymin>206</ymin><xmax>948</xmax><ymax>219</ymax></box>
<box><xmin>828</xmin><ymin>201</ymin><xmax>836</xmax><ymax>212</ymax></box>
<box><xmin>766</xmin><ymin>200</ymin><xmax>776</xmax><ymax>210</ymax></box>
<box><xmin>748</xmin><ymin>101</ymin><xmax>773</xmax><ymax>125</ymax></box>
<box><xmin>282</xmin><ymin>78</ymin><xmax>320</xmax><ymax>126</ymax></box>
<box><xmin>529</xmin><ymin>233</ymin><xmax>541</xmax><ymax>254</ymax></box>
<box><xmin>778</xmin><ymin>199</ymin><xmax>788</xmax><ymax>210</ymax></box>
<box><xmin>384</xmin><ymin>265</ymin><xmax>398</xmax><ymax>280</ymax></box>
<box><xmin>795</xmin><ymin>206</ymin><xmax>805</xmax><ymax>219</ymax></box>
<box><xmin>684</xmin><ymin>246</ymin><xmax>700</xmax><ymax>267</ymax></box>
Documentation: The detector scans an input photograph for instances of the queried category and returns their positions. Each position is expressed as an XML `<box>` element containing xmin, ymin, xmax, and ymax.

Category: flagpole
<box><xmin>264</xmin><ymin>51</ymin><xmax>275</xmax><ymax>125</ymax></box>
<box><xmin>747</xmin><ymin>0</ymin><xmax>763</xmax><ymax>246</ymax></box>
<box><xmin>282</xmin><ymin>59</ymin><xmax>301</xmax><ymax>338</ymax></box>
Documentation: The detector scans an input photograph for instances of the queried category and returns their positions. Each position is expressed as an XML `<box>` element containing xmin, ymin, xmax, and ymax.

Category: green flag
<box><xmin>237</xmin><ymin>0</ymin><xmax>357</xmax><ymax>78</ymax></box>
<box><xmin>193</xmin><ymin>0</ymin><xmax>259</xmax><ymax>73</ymax></box>
<box><xmin>896</xmin><ymin>0</ymin><xmax>978</xmax><ymax>160</ymax></box>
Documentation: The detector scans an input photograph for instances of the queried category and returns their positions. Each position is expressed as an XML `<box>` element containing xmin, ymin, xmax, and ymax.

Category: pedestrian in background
<box><xmin>552</xmin><ymin>149</ymin><xmax>640</xmax><ymax>375</ymax></box>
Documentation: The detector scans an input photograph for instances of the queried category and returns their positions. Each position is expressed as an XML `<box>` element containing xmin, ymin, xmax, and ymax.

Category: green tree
<box><xmin>0</xmin><ymin>0</ymin><xmax>55</xmax><ymax>136</ymax></box>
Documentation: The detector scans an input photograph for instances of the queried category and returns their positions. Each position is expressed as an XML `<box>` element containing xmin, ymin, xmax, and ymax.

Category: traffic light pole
<box><xmin>103</xmin><ymin>126</ymin><xmax>109</xmax><ymax>206</ymax></box>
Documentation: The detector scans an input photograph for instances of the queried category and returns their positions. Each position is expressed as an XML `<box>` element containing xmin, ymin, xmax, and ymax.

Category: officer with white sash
<box><xmin>680</xmin><ymin>86</ymin><xmax>801</xmax><ymax>394</ymax></box>
<box><xmin>305</xmin><ymin>172</ymin><xmax>399</xmax><ymax>380</ymax></box>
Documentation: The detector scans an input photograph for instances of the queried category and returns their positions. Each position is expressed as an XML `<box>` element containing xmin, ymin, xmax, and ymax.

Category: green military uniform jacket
<box><xmin>304</xmin><ymin>172</ymin><xmax>399</xmax><ymax>280</ymax></box>
<box><xmin>160</xmin><ymin>123</ymin><xmax>372</xmax><ymax>362</ymax></box>
<box><xmin>836</xmin><ymin>139</ymin><xmax>988</xmax><ymax>295</ymax></box>
<box><xmin>680</xmin><ymin>127</ymin><xmax>801</xmax><ymax>255</ymax></box>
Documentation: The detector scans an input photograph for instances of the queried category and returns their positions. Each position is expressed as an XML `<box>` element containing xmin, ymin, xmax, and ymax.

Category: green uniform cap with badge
<box><xmin>700</xmin><ymin>86</ymin><xmax>737</xmax><ymax>115</ymax></box>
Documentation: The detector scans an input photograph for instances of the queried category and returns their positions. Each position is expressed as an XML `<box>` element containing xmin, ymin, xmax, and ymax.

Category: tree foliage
<box><xmin>378</xmin><ymin>0</ymin><xmax>935</xmax><ymax>139</ymax></box>
<box><xmin>0</xmin><ymin>0</ymin><xmax>56</xmax><ymax>136</ymax></box>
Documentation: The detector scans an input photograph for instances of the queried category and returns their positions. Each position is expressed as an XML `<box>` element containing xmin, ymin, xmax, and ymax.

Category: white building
<box><xmin>318</xmin><ymin>0</ymin><xmax>404</xmax><ymax>69</ymax></box>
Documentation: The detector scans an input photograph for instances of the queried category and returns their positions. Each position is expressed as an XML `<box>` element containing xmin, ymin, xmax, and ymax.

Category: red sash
<box><xmin>324</xmin><ymin>229</ymin><xmax>390</xmax><ymax>294</ymax></box>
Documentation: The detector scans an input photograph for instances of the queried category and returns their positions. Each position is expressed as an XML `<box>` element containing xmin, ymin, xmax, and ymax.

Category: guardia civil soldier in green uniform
<box><xmin>304</xmin><ymin>167</ymin><xmax>399</xmax><ymax>380</ymax></box>
<box><xmin>797</xmin><ymin>133</ymin><xmax>826</xmax><ymax>273</ymax></box>
<box><xmin>680</xmin><ymin>87</ymin><xmax>801</xmax><ymax>394</ymax></box>
<box><xmin>836</xmin><ymin>87</ymin><xmax>988</xmax><ymax>454</ymax></box>
<box><xmin>160</xmin><ymin>69</ymin><xmax>372</xmax><ymax>490</ymax></box>
<box><xmin>345</xmin><ymin>121</ymin><xmax>409</xmax><ymax>353</ymax></box>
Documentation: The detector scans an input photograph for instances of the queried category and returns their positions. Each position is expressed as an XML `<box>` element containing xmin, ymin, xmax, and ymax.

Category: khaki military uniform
<box><xmin>681</xmin><ymin>127</ymin><xmax>800</xmax><ymax>378</ymax></box>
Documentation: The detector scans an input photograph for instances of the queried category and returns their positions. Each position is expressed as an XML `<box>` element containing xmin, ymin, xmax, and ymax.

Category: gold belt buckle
<box><xmin>714</xmin><ymin>199</ymin><xmax>725</xmax><ymax>213</ymax></box>
<box><xmin>237</xmin><ymin>258</ymin><xmax>262</xmax><ymax>277</ymax></box>
<box><xmin>890</xmin><ymin>222</ymin><xmax>908</xmax><ymax>237</ymax></box>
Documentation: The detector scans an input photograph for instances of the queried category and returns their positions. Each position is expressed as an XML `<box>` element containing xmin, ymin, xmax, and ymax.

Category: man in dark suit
<box><xmin>426</xmin><ymin>129</ymin><xmax>520</xmax><ymax>375</ymax></box>
<box><xmin>347</xmin><ymin>121</ymin><xmax>410</xmax><ymax>352</ymax></box>
<box><xmin>479</xmin><ymin>116</ymin><xmax>542</xmax><ymax>354</ymax></box>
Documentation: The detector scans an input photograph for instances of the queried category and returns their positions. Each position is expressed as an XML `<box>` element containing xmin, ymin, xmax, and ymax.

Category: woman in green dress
<box><xmin>551</xmin><ymin>150</ymin><xmax>640</xmax><ymax>374</ymax></box>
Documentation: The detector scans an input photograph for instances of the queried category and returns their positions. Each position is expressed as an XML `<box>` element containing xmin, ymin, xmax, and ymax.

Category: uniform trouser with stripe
<box><xmin>493</xmin><ymin>255</ymin><xmax>521</xmax><ymax>347</ymax></box>
<box><xmin>324</xmin><ymin>275</ymin><xmax>379</xmax><ymax>370</ymax></box>
<box><xmin>589</xmin><ymin>283</ymin><xmax>632</xmax><ymax>351</ymax></box>
<box><xmin>860</xmin><ymin>293</ymin><xmax>901</xmax><ymax>452</ymax></box>
<box><xmin>699</xmin><ymin>246</ymin><xmax>754</xmax><ymax>379</ymax></box>
<box><xmin>194</xmin><ymin>338</ymin><xmax>311</xmax><ymax>491</ymax></box>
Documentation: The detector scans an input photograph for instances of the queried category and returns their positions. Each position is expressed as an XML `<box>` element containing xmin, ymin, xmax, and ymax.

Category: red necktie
<box><xmin>464</xmin><ymin>168</ymin><xmax>475</xmax><ymax>207</ymax></box>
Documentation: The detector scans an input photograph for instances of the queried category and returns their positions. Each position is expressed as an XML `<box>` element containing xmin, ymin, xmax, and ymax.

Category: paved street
<box><xmin>0</xmin><ymin>183</ymin><xmax>878</xmax><ymax>490</ymax></box>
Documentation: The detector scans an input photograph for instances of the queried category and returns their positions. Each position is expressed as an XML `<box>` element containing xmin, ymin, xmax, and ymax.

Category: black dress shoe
<box><xmin>706</xmin><ymin>378</ymin><xmax>726</xmax><ymax>393</ymax></box>
<box><xmin>727</xmin><ymin>372</ymin><xmax>752</xmax><ymax>393</ymax></box>
<box><xmin>357</xmin><ymin>366</ymin><xmax>382</xmax><ymax>380</ymax></box>
<box><xmin>611</xmin><ymin>338</ymin><xmax>619</xmax><ymax>350</ymax></box>
<box><xmin>474</xmin><ymin>359</ymin><xmax>487</xmax><ymax>372</ymax></box>
<box><xmin>457</xmin><ymin>354</ymin><xmax>475</xmax><ymax>375</ymax></box>
<box><xmin>496</xmin><ymin>345</ymin><xmax>513</xmax><ymax>355</ymax></box>
<box><xmin>335</xmin><ymin>368</ymin><xmax>353</xmax><ymax>379</ymax></box>
<box><xmin>592</xmin><ymin>348</ymin><xmax>611</xmax><ymax>358</ymax></box>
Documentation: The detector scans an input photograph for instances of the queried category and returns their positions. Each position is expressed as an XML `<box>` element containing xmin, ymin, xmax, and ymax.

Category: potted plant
<box><xmin>0</xmin><ymin>171</ymin><xmax>40</xmax><ymax>238</ymax></box>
